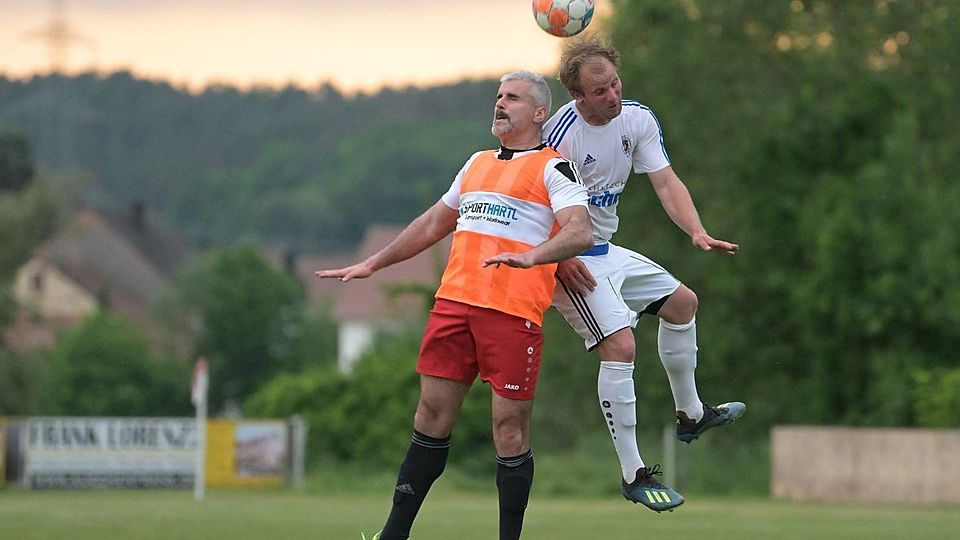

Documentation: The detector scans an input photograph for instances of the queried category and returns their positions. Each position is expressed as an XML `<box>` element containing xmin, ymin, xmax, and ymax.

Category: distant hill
<box><xmin>0</xmin><ymin>71</ymin><xmax>512</xmax><ymax>253</ymax></box>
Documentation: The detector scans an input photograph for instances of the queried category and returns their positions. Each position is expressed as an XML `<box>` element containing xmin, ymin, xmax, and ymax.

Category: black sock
<box><xmin>496</xmin><ymin>450</ymin><xmax>534</xmax><ymax>540</ymax></box>
<box><xmin>380</xmin><ymin>430</ymin><xmax>450</xmax><ymax>540</ymax></box>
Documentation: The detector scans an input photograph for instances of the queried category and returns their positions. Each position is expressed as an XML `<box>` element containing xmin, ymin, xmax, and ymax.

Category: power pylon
<box><xmin>24</xmin><ymin>0</ymin><xmax>95</xmax><ymax>74</ymax></box>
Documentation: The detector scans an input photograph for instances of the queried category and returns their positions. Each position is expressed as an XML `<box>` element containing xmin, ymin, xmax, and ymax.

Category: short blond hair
<box><xmin>558</xmin><ymin>38</ymin><xmax>621</xmax><ymax>95</ymax></box>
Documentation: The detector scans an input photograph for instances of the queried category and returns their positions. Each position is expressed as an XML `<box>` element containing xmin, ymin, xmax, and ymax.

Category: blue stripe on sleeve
<box><xmin>547</xmin><ymin>108</ymin><xmax>577</xmax><ymax>147</ymax></box>
<box><xmin>624</xmin><ymin>101</ymin><xmax>671</xmax><ymax>164</ymax></box>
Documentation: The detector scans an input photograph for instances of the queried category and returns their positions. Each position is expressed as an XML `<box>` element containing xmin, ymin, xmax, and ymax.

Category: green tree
<box><xmin>291</xmin><ymin>304</ymin><xmax>338</xmax><ymax>370</ymax></box>
<box><xmin>324</xmin><ymin>118</ymin><xmax>493</xmax><ymax>247</ymax></box>
<box><xmin>0</xmin><ymin>131</ymin><xmax>58</xmax><ymax>328</ymax></box>
<box><xmin>607</xmin><ymin>0</ymin><xmax>960</xmax><ymax>428</ymax></box>
<box><xmin>245</xmin><ymin>330</ymin><xmax>493</xmax><ymax>468</ymax></box>
<box><xmin>47</xmin><ymin>312</ymin><xmax>191</xmax><ymax>416</ymax></box>
<box><xmin>0</xmin><ymin>127</ymin><xmax>34</xmax><ymax>193</ymax></box>
<box><xmin>0</xmin><ymin>348</ymin><xmax>49</xmax><ymax>415</ymax></box>
<box><xmin>913</xmin><ymin>368</ymin><xmax>960</xmax><ymax>428</ymax></box>
<box><xmin>0</xmin><ymin>71</ymin><xmax>498</xmax><ymax>252</ymax></box>
<box><xmin>180</xmin><ymin>244</ymin><xmax>307</xmax><ymax>410</ymax></box>
<box><xmin>0</xmin><ymin>184</ymin><xmax>58</xmax><ymax>281</ymax></box>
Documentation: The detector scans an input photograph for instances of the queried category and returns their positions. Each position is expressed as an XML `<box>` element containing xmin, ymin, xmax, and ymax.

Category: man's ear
<box><xmin>534</xmin><ymin>106</ymin><xmax>547</xmax><ymax>123</ymax></box>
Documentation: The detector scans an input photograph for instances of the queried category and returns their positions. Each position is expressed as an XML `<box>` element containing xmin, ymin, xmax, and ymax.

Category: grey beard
<box><xmin>491</xmin><ymin>121</ymin><xmax>513</xmax><ymax>137</ymax></box>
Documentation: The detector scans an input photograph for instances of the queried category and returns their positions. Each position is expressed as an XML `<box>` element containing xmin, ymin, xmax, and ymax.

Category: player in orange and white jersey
<box><xmin>316</xmin><ymin>71</ymin><xmax>591</xmax><ymax>540</ymax></box>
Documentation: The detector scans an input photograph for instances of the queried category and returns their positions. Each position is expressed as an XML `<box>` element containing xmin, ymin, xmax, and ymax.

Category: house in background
<box><xmin>7</xmin><ymin>211</ymin><xmax>449</xmax><ymax>373</ymax></box>
<box><xmin>5</xmin><ymin>201</ymin><xmax>195</xmax><ymax>353</ymax></box>
<box><xmin>296</xmin><ymin>225</ymin><xmax>451</xmax><ymax>373</ymax></box>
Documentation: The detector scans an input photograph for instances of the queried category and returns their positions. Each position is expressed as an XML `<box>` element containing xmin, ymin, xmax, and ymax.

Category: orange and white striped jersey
<box><xmin>436</xmin><ymin>145</ymin><xmax>587</xmax><ymax>324</ymax></box>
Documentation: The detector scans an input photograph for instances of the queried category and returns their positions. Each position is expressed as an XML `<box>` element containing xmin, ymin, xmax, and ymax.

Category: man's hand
<box><xmin>556</xmin><ymin>258</ymin><xmax>596</xmax><ymax>296</ymax></box>
<box><xmin>483</xmin><ymin>251</ymin><xmax>537</xmax><ymax>269</ymax></box>
<box><xmin>692</xmin><ymin>233</ymin><xmax>739</xmax><ymax>256</ymax></box>
<box><xmin>314</xmin><ymin>261</ymin><xmax>375</xmax><ymax>282</ymax></box>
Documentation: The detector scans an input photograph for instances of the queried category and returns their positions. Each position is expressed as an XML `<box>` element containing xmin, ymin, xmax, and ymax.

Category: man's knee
<box><xmin>414</xmin><ymin>398</ymin><xmax>456</xmax><ymax>438</ymax></box>
<box><xmin>492</xmin><ymin>404</ymin><xmax>531</xmax><ymax>456</ymax></box>
<box><xmin>493</xmin><ymin>417</ymin><xmax>528</xmax><ymax>456</ymax></box>
<box><xmin>596</xmin><ymin>328</ymin><xmax>636</xmax><ymax>361</ymax></box>
<box><xmin>661</xmin><ymin>286</ymin><xmax>698</xmax><ymax>324</ymax></box>
<box><xmin>493</xmin><ymin>424</ymin><xmax>525</xmax><ymax>455</ymax></box>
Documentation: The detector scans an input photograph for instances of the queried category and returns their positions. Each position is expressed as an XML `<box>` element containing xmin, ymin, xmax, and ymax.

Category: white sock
<box><xmin>658</xmin><ymin>317</ymin><xmax>704</xmax><ymax>421</ymax></box>
<box><xmin>598</xmin><ymin>361</ymin><xmax>644</xmax><ymax>482</ymax></box>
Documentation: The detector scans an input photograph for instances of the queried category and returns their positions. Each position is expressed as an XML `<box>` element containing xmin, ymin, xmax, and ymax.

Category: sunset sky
<box><xmin>0</xmin><ymin>0</ymin><xmax>603</xmax><ymax>94</ymax></box>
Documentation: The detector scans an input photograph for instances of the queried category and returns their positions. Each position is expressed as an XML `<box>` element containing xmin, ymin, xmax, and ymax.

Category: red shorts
<box><xmin>418</xmin><ymin>298</ymin><xmax>543</xmax><ymax>400</ymax></box>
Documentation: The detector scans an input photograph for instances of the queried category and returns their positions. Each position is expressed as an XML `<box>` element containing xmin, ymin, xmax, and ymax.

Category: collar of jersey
<box><xmin>497</xmin><ymin>143</ymin><xmax>547</xmax><ymax>160</ymax></box>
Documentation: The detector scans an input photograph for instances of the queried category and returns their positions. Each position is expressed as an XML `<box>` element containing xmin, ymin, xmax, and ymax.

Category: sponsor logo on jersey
<box><xmin>503</xmin><ymin>383</ymin><xmax>520</xmax><ymax>391</ymax></box>
<box><xmin>583</xmin><ymin>153</ymin><xmax>597</xmax><ymax>166</ymax></box>
<box><xmin>589</xmin><ymin>190</ymin><xmax>621</xmax><ymax>208</ymax></box>
<box><xmin>459</xmin><ymin>201</ymin><xmax>519</xmax><ymax>226</ymax></box>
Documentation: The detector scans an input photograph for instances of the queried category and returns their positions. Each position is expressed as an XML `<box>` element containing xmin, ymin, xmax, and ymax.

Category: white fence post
<box><xmin>191</xmin><ymin>358</ymin><xmax>209</xmax><ymax>502</ymax></box>
<box><xmin>662</xmin><ymin>423</ymin><xmax>676</xmax><ymax>488</ymax></box>
<box><xmin>289</xmin><ymin>415</ymin><xmax>307</xmax><ymax>491</ymax></box>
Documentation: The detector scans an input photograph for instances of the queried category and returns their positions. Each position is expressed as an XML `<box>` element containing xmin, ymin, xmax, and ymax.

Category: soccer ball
<box><xmin>532</xmin><ymin>0</ymin><xmax>595</xmax><ymax>38</ymax></box>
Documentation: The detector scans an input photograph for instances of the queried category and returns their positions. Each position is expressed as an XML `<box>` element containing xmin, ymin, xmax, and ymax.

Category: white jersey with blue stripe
<box><xmin>544</xmin><ymin>99</ymin><xmax>671</xmax><ymax>244</ymax></box>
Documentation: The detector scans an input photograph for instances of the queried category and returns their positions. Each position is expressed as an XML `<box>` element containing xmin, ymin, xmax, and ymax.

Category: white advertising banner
<box><xmin>23</xmin><ymin>417</ymin><xmax>198</xmax><ymax>489</ymax></box>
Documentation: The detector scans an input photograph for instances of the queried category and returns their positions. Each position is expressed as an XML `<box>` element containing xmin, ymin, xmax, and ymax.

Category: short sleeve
<box><xmin>543</xmin><ymin>157</ymin><xmax>588</xmax><ymax>213</ymax></box>
<box><xmin>630</xmin><ymin>106</ymin><xmax>671</xmax><ymax>174</ymax></box>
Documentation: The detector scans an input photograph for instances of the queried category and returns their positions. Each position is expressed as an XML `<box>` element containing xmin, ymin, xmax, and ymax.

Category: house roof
<box><xmin>297</xmin><ymin>224</ymin><xmax>451</xmax><ymax>322</ymax></box>
<box><xmin>32</xmin><ymin>204</ymin><xmax>193</xmax><ymax>328</ymax></box>
<box><xmin>6</xmin><ymin>203</ymin><xmax>197</xmax><ymax>353</ymax></box>
<box><xmin>96</xmin><ymin>200</ymin><xmax>195</xmax><ymax>276</ymax></box>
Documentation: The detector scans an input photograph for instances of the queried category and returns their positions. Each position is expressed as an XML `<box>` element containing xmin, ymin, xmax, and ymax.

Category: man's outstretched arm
<box><xmin>316</xmin><ymin>200</ymin><xmax>459</xmax><ymax>281</ymax></box>
<box><xmin>648</xmin><ymin>166</ymin><xmax>738</xmax><ymax>255</ymax></box>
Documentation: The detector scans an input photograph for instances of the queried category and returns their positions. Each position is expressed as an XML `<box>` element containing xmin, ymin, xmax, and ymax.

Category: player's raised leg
<box><xmin>656</xmin><ymin>285</ymin><xmax>745</xmax><ymax>443</ymax></box>
<box><xmin>555</xmin><ymin>251</ymin><xmax>684</xmax><ymax>512</ymax></box>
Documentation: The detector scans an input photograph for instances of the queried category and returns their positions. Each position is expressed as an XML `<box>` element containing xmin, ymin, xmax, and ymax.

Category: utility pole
<box><xmin>24</xmin><ymin>0</ymin><xmax>95</xmax><ymax>74</ymax></box>
<box><xmin>22</xmin><ymin>1</ymin><xmax>97</xmax><ymax>171</ymax></box>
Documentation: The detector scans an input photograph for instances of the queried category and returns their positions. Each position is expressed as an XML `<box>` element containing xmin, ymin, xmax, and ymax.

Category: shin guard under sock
<box><xmin>380</xmin><ymin>430</ymin><xmax>450</xmax><ymax>540</ymax></box>
<box><xmin>496</xmin><ymin>450</ymin><xmax>534</xmax><ymax>540</ymax></box>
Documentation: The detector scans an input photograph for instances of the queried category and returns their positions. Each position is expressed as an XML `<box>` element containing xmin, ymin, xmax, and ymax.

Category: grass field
<box><xmin>1</xmin><ymin>482</ymin><xmax>957</xmax><ymax>540</ymax></box>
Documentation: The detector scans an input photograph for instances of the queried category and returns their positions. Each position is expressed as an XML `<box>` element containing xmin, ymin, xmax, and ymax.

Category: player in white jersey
<box><xmin>543</xmin><ymin>38</ymin><xmax>746</xmax><ymax>512</ymax></box>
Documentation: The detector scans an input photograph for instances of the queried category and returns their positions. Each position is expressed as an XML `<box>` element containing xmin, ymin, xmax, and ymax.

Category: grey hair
<box><xmin>500</xmin><ymin>71</ymin><xmax>552</xmax><ymax>114</ymax></box>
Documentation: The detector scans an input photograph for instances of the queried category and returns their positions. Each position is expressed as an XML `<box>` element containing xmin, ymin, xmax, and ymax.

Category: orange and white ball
<box><xmin>532</xmin><ymin>0</ymin><xmax>595</xmax><ymax>38</ymax></box>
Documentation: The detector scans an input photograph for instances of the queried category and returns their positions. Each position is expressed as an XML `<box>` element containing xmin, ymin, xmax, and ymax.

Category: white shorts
<box><xmin>552</xmin><ymin>243</ymin><xmax>681</xmax><ymax>350</ymax></box>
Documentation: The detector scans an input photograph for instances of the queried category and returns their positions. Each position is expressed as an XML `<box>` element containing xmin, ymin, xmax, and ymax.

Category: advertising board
<box><xmin>23</xmin><ymin>417</ymin><xmax>198</xmax><ymax>489</ymax></box>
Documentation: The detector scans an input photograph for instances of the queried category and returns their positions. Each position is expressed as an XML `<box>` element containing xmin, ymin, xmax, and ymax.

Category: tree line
<box><xmin>0</xmin><ymin>72</ymin><xmax>502</xmax><ymax>253</ymax></box>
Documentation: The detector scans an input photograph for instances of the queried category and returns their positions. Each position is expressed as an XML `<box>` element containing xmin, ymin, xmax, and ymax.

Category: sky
<box><xmin>0</xmin><ymin>0</ymin><xmax>603</xmax><ymax>94</ymax></box>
